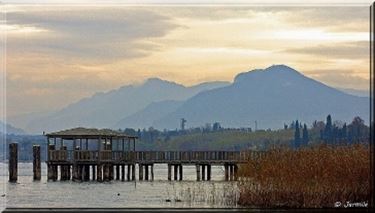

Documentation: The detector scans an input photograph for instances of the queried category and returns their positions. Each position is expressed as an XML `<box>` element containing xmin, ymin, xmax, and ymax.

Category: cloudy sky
<box><xmin>1</xmin><ymin>5</ymin><xmax>370</xmax><ymax>118</ymax></box>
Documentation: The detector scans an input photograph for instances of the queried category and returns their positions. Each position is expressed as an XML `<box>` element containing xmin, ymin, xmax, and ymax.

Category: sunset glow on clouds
<box><xmin>1</xmin><ymin>5</ymin><xmax>369</xmax><ymax>117</ymax></box>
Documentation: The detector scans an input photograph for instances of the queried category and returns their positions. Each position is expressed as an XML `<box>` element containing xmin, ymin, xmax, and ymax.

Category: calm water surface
<box><xmin>0</xmin><ymin>163</ymin><xmax>240</xmax><ymax>210</ymax></box>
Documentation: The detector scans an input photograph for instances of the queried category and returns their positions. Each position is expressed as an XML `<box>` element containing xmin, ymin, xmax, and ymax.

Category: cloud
<box><xmin>6</xmin><ymin>7</ymin><xmax>179</xmax><ymax>62</ymax></box>
<box><xmin>284</xmin><ymin>41</ymin><xmax>369</xmax><ymax>59</ymax></box>
<box><xmin>308</xmin><ymin>71</ymin><xmax>369</xmax><ymax>90</ymax></box>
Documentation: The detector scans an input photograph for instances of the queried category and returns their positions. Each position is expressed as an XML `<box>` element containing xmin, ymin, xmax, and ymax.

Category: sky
<box><xmin>0</xmin><ymin>4</ymin><xmax>370</xmax><ymax>118</ymax></box>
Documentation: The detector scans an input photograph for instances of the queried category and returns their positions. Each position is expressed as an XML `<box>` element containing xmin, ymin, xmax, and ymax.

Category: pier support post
<box><xmin>201</xmin><ymin>165</ymin><xmax>206</xmax><ymax>181</ymax></box>
<box><xmin>196</xmin><ymin>164</ymin><xmax>201</xmax><ymax>181</ymax></box>
<box><xmin>84</xmin><ymin>165</ymin><xmax>90</xmax><ymax>181</ymax></box>
<box><xmin>207</xmin><ymin>164</ymin><xmax>211</xmax><ymax>181</ymax></box>
<box><xmin>145</xmin><ymin>165</ymin><xmax>149</xmax><ymax>181</ymax></box>
<box><xmin>104</xmin><ymin>164</ymin><xmax>110</xmax><ymax>181</ymax></box>
<box><xmin>97</xmin><ymin>164</ymin><xmax>103</xmax><ymax>182</ymax></box>
<box><xmin>47</xmin><ymin>145</ymin><xmax>55</xmax><ymax>181</ymax></box>
<box><xmin>229</xmin><ymin>164</ymin><xmax>234</xmax><ymax>181</ymax></box>
<box><xmin>131</xmin><ymin>164</ymin><xmax>135</xmax><ymax>181</ymax></box>
<box><xmin>109</xmin><ymin>164</ymin><xmax>114</xmax><ymax>180</ymax></box>
<box><xmin>168</xmin><ymin>164</ymin><xmax>171</xmax><ymax>181</ymax></box>
<box><xmin>139</xmin><ymin>164</ymin><xmax>143</xmax><ymax>180</ymax></box>
<box><xmin>121</xmin><ymin>165</ymin><xmax>125</xmax><ymax>181</ymax></box>
<box><xmin>33</xmin><ymin>145</ymin><xmax>41</xmax><ymax>181</ymax></box>
<box><xmin>224</xmin><ymin>164</ymin><xmax>229</xmax><ymax>181</ymax></box>
<box><xmin>92</xmin><ymin>165</ymin><xmax>96</xmax><ymax>181</ymax></box>
<box><xmin>179</xmin><ymin>165</ymin><xmax>183</xmax><ymax>181</ymax></box>
<box><xmin>234</xmin><ymin>164</ymin><xmax>238</xmax><ymax>181</ymax></box>
<box><xmin>127</xmin><ymin>165</ymin><xmax>131</xmax><ymax>181</ymax></box>
<box><xmin>174</xmin><ymin>164</ymin><xmax>178</xmax><ymax>180</ymax></box>
<box><xmin>9</xmin><ymin>143</ymin><xmax>18</xmax><ymax>182</ymax></box>
<box><xmin>116</xmin><ymin>165</ymin><xmax>120</xmax><ymax>180</ymax></box>
<box><xmin>151</xmin><ymin>164</ymin><xmax>154</xmax><ymax>181</ymax></box>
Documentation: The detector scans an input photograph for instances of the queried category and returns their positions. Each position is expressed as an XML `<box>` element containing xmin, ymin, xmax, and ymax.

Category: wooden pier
<box><xmin>43</xmin><ymin>127</ymin><xmax>263</xmax><ymax>182</ymax></box>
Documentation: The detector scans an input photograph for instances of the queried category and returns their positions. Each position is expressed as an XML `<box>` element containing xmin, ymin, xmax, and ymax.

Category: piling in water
<box><xmin>33</xmin><ymin>145</ymin><xmax>41</xmax><ymax>181</ymax></box>
<box><xmin>9</xmin><ymin>143</ymin><xmax>18</xmax><ymax>182</ymax></box>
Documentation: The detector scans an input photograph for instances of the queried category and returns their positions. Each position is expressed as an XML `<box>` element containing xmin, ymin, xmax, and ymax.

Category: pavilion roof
<box><xmin>45</xmin><ymin>127</ymin><xmax>137</xmax><ymax>139</ymax></box>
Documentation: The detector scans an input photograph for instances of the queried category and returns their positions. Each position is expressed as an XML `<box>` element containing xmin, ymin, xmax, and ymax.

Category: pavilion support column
<box><xmin>67</xmin><ymin>165</ymin><xmax>71</xmax><ymax>180</ymax></box>
<box><xmin>52</xmin><ymin>164</ymin><xmax>58</xmax><ymax>181</ymax></box>
<box><xmin>84</xmin><ymin>165</ymin><xmax>90</xmax><ymax>181</ymax></box>
<box><xmin>196</xmin><ymin>164</ymin><xmax>201</xmax><ymax>181</ymax></box>
<box><xmin>116</xmin><ymin>165</ymin><xmax>120</xmax><ymax>180</ymax></box>
<box><xmin>121</xmin><ymin>165</ymin><xmax>125</xmax><ymax>181</ymax></box>
<box><xmin>168</xmin><ymin>164</ymin><xmax>172</xmax><ymax>181</ymax></box>
<box><xmin>201</xmin><ymin>165</ymin><xmax>206</xmax><ymax>181</ymax></box>
<box><xmin>33</xmin><ymin>145</ymin><xmax>41</xmax><ymax>181</ymax></box>
<box><xmin>97</xmin><ymin>164</ymin><xmax>103</xmax><ymax>182</ymax></box>
<box><xmin>139</xmin><ymin>164</ymin><xmax>144</xmax><ymax>181</ymax></box>
<box><xmin>131</xmin><ymin>164</ymin><xmax>135</xmax><ymax>181</ymax></box>
<box><xmin>72</xmin><ymin>164</ymin><xmax>78</xmax><ymax>181</ymax></box>
<box><xmin>174</xmin><ymin>164</ymin><xmax>178</xmax><ymax>181</ymax></box>
<box><xmin>91</xmin><ymin>165</ymin><xmax>96</xmax><ymax>181</ymax></box>
<box><xmin>127</xmin><ymin>164</ymin><xmax>131</xmax><ymax>181</ymax></box>
<box><xmin>104</xmin><ymin>164</ymin><xmax>110</xmax><ymax>181</ymax></box>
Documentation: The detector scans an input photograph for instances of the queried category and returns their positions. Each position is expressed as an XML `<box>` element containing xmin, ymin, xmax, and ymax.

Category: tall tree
<box><xmin>302</xmin><ymin>123</ymin><xmax>308</xmax><ymax>147</ymax></box>
<box><xmin>294</xmin><ymin>120</ymin><xmax>301</xmax><ymax>148</ymax></box>
<box><xmin>324</xmin><ymin>114</ymin><xmax>333</xmax><ymax>144</ymax></box>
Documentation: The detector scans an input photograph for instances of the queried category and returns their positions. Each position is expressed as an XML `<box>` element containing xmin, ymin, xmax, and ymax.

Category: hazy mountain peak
<box><xmin>234</xmin><ymin>64</ymin><xmax>302</xmax><ymax>84</ymax></box>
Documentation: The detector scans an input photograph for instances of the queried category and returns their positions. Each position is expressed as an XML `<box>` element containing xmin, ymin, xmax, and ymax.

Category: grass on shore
<box><xmin>237</xmin><ymin>144</ymin><xmax>371</xmax><ymax>208</ymax></box>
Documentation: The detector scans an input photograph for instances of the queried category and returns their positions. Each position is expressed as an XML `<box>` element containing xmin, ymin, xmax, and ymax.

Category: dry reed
<box><xmin>238</xmin><ymin>144</ymin><xmax>370</xmax><ymax>208</ymax></box>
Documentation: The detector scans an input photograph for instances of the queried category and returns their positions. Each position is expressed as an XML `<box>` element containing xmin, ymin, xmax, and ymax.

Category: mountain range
<box><xmin>7</xmin><ymin>65</ymin><xmax>369</xmax><ymax>134</ymax></box>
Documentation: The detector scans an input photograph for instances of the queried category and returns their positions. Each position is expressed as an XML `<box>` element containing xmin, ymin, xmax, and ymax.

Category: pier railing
<box><xmin>48</xmin><ymin>150</ymin><xmax>264</xmax><ymax>163</ymax></box>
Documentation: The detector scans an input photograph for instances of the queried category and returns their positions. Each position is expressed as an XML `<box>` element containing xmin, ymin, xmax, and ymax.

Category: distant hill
<box><xmin>25</xmin><ymin>79</ymin><xmax>229</xmax><ymax>133</ymax></box>
<box><xmin>114</xmin><ymin>100</ymin><xmax>183</xmax><ymax>129</ymax></box>
<box><xmin>0</xmin><ymin>120</ymin><xmax>26</xmax><ymax>135</ymax></box>
<box><xmin>153</xmin><ymin>65</ymin><xmax>369</xmax><ymax>130</ymax></box>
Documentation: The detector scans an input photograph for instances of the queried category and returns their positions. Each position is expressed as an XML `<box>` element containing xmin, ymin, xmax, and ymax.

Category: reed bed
<box><xmin>238</xmin><ymin>144</ymin><xmax>371</xmax><ymax>208</ymax></box>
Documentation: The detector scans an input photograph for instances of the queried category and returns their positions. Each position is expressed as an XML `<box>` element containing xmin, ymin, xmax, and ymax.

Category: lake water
<box><xmin>0</xmin><ymin>163</ymin><xmax>240</xmax><ymax>210</ymax></box>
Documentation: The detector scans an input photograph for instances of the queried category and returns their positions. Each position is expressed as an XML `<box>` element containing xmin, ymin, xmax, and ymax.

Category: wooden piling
<box><xmin>92</xmin><ymin>165</ymin><xmax>96</xmax><ymax>181</ymax></box>
<box><xmin>151</xmin><ymin>164</ymin><xmax>154</xmax><ymax>181</ymax></box>
<box><xmin>196</xmin><ymin>164</ymin><xmax>201</xmax><ymax>181</ymax></box>
<box><xmin>179</xmin><ymin>165</ymin><xmax>183</xmax><ymax>181</ymax></box>
<box><xmin>174</xmin><ymin>164</ymin><xmax>178</xmax><ymax>180</ymax></box>
<box><xmin>202</xmin><ymin>165</ymin><xmax>206</xmax><ymax>181</ymax></box>
<box><xmin>97</xmin><ymin>164</ymin><xmax>103</xmax><ymax>182</ymax></box>
<box><xmin>121</xmin><ymin>165</ymin><xmax>125</xmax><ymax>181</ymax></box>
<box><xmin>131</xmin><ymin>164</ymin><xmax>135</xmax><ymax>181</ymax></box>
<box><xmin>47</xmin><ymin>145</ymin><xmax>55</xmax><ymax>181</ymax></box>
<box><xmin>139</xmin><ymin>164</ymin><xmax>143</xmax><ymax>180</ymax></box>
<box><xmin>84</xmin><ymin>165</ymin><xmax>90</xmax><ymax>181</ymax></box>
<box><xmin>224</xmin><ymin>164</ymin><xmax>229</xmax><ymax>181</ymax></box>
<box><xmin>104</xmin><ymin>164</ymin><xmax>110</xmax><ymax>181</ymax></box>
<box><xmin>234</xmin><ymin>164</ymin><xmax>238</xmax><ymax>181</ymax></box>
<box><xmin>207</xmin><ymin>164</ymin><xmax>211</xmax><ymax>181</ymax></box>
<box><xmin>9</xmin><ymin>143</ymin><xmax>18</xmax><ymax>182</ymax></box>
<box><xmin>168</xmin><ymin>164</ymin><xmax>172</xmax><ymax>181</ymax></box>
<box><xmin>127</xmin><ymin>164</ymin><xmax>131</xmax><ymax>181</ymax></box>
<box><xmin>229</xmin><ymin>164</ymin><xmax>234</xmax><ymax>181</ymax></box>
<box><xmin>145</xmin><ymin>164</ymin><xmax>149</xmax><ymax>181</ymax></box>
<box><xmin>32</xmin><ymin>145</ymin><xmax>41</xmax><ymax>181</ymax></box>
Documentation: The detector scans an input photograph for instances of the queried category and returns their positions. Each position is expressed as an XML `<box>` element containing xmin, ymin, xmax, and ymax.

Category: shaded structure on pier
<box><xmin>46</xmin><ymin>127</ymin><xmax>137</xmax><ymax>182</ymax></box>
<box><xmin>46</xmin><ymin>127</ymin><xmax>263</xmax><ymax>182</ymax></box>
